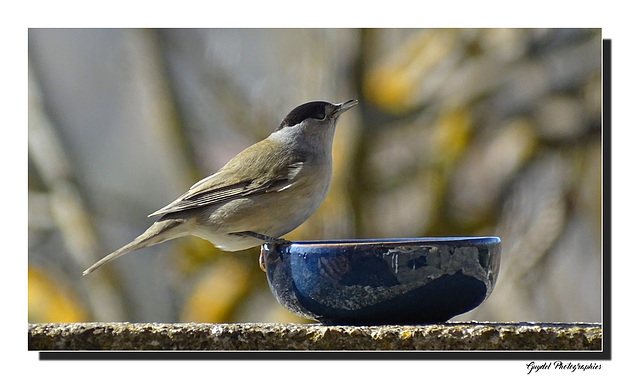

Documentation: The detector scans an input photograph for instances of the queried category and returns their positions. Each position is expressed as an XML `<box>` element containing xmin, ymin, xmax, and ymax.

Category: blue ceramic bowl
<box><xmin>261</xmin><ymin>237</ymin><xmax>500</xmax><ymax>325</ymax></box>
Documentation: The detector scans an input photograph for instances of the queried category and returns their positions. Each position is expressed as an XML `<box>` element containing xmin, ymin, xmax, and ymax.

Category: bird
<box><xmin>83</xmin><ymin>99</ymin><xmax>358</xmax><ymax>275</ymax></box>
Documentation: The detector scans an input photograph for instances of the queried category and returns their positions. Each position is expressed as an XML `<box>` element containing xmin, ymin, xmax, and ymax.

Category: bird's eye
<box><xmin>308</xmin><ymin>105</ymin><xmax>327</xmax><ymax>120</ymax></box>
<box><xmin>312</xmin><ymin>110</ymin><xmax>326</xmax><ymax>120</ymax></box>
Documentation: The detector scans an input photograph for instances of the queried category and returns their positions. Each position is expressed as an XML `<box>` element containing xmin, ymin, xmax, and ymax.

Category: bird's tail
<box><xmin>83</xmin><ymin>218</ymin><xmax>187</xmax><ymax>276</ymax></box>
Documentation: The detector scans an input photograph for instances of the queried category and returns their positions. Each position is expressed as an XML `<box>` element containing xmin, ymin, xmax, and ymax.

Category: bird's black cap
<box><xmin>276</xmin><ymin>101</ymin><xmax>331</xmax><ymax>131</ymax></box>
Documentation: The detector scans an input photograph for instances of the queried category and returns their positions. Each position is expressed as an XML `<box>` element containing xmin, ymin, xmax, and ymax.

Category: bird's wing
<box><xmin>148</xmin><ymin>141</ymin><xmax>305</xmax><ymax>218</ymax></box>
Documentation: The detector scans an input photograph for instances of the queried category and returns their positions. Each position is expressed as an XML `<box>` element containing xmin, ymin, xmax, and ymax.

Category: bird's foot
<box><xmin>231</xmin><ymin>231</ymin><xmax>291</xmax><ymax>272</ymax></box>
<box><xmin>231</xmin><ymin>231</ymin><xmax>290</xmax><ymax>245</ymax></box>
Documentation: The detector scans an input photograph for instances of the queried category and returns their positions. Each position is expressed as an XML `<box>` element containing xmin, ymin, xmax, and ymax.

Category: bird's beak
<box><xmin>331</xmin><ymin>99</ymin><xmax>358</xmax><ymax>118</ymax></box>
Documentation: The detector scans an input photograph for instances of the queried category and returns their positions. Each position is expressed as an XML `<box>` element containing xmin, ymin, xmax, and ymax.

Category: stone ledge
<box><xmin>28</xmin><ymin>322</ymin><xmax>601</xmax><ymax>351</ymax></box>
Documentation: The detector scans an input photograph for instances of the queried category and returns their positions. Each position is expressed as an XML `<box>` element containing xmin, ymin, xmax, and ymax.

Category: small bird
<box><xmin>83</xmin><ymin>100</ymin><xmax>358</xmax><ymax>275</ymax></box>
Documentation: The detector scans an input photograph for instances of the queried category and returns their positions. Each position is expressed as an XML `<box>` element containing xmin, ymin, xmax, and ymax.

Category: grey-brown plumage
<box><xmin>83</xmin><ymin>100</ymin><xmax>357</xmax><ymax>275</ymax></box>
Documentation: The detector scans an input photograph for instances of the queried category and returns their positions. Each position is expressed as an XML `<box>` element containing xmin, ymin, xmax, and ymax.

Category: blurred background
<box><xmin>28</xmin><ymin>28</ymin><xmax>602</xmax><ymax>324</ymax></box>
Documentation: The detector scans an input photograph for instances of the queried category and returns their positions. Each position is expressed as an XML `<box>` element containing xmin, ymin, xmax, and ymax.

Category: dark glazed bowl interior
<box><xmin>261</xmin><ymin>237</ymin><xmax>500</xmax><ymax>325</ymax></box>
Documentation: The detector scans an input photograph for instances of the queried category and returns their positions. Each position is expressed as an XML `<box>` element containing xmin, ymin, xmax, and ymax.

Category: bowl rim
<box><xmin>265</xmin><ymin>236</ymin><xmax>500</xmax><ymax>248</ymax></box>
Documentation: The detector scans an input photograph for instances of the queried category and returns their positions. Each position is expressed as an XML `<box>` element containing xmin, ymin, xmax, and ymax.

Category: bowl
<box><xmin>261</xmin><ymin>237</ymin><xmax>500</xmax><ymax>325</ymax></box>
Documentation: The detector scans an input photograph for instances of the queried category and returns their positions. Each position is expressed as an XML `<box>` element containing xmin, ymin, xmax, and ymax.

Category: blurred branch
<box><xmin>155</xmin><ymin>29</ymin><xmax>274</xmax><ymax>145</ymax></box>
<box><xmin>347</xmin><ymin>28</ymin><xmax>375</xmax><ymax>237</ymax></box>
<box><xmin>127</xmin><ymin>29</ymin><xmax>203</xmax><ymax>186</ymax></box>
<box><xmin>28</xmin><ymin>65</ymin><xmax>126</xmax><ymax>321</ymax></box>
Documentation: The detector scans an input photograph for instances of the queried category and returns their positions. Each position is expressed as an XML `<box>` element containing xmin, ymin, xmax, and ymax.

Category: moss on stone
<box><xmin>28</xmin><ymin>322</ymin><xmax>602</xmax><ymax>351</ymax></box>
